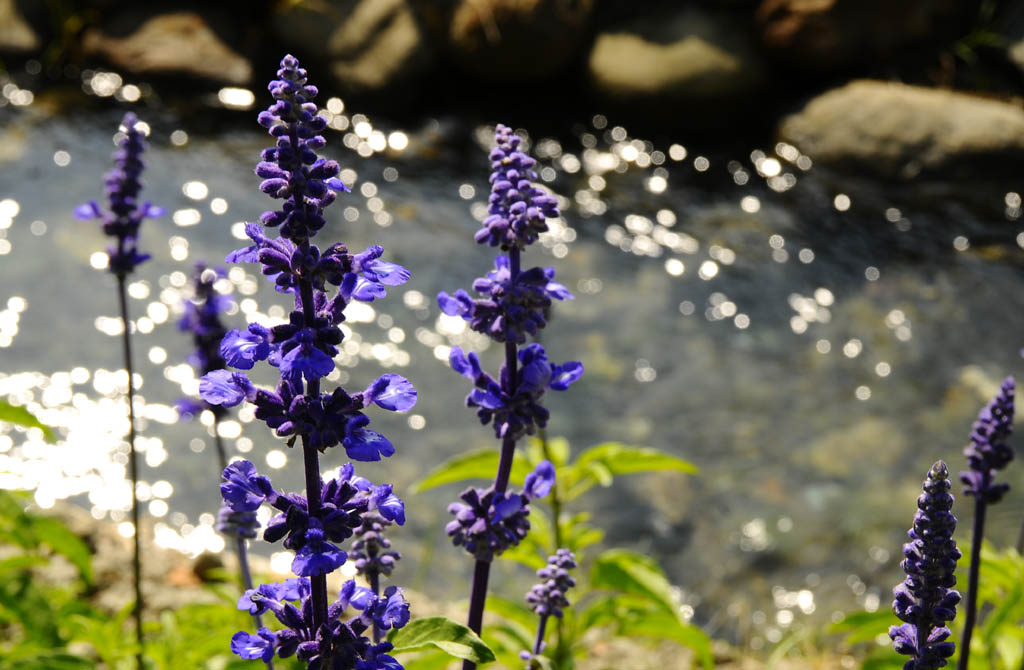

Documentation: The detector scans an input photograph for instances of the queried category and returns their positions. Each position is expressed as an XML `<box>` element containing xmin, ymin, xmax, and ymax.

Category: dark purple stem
<box><xmin>532</xmin><ymin>614</ymin><xmax>549</xmax><ymax>657</ymax></box>
<box><xmin>116</xmin><ymin>273</ymin><xmax>145</xmax><ymax>670</ymax></box>
<box><xmin>463</xmin><ymin>247</ymin><xmax>522</xmax><ymax>670</ymax></box>
<box><xmin>957</xmin><ymin>501</ymin><xmax>987</xmax><ymax>670</ymax></box>
<box><xmin>369</xmin><ymin>570</ymin><xmax>381</xmax><ymax>643</ymax></box>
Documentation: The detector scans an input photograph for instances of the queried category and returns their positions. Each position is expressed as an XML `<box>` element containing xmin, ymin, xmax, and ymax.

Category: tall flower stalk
<box><xmin>75</xmin><ymin>112</ymin><xmax>163</xmax><ymax>668</ymax></box>
<box><xmin>200</xmin><ymin>54</ymin><xmax>416</xmax><ymax>668</ymax></box>
<box><xmin>957</xmin><ymin>377</ymin><xmax>1015</xmax><ymax>670</ymax></box>
<box><xmin>178</xmin><ymin>264</ymin><xmax>270</xmax><ymax>666</ymax></box>
<box><xmin>890</xmin><ymin>461</ymin><xmax>961</xmax><ymax>670</ymax></box>
<box><xmin>438</xmin><ymin>124</ymin><xmax>582</xmax><ymax>669</ymax></box>
<box><xmin>522</xmin><ymin>549</ymin><xmax>576</xmax><ymax>668</ymax></box>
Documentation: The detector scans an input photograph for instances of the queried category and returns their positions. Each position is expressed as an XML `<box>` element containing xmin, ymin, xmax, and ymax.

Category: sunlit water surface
<box><xmin>1</xmin><ymin>66</ymin><xmax>1024</xmax><ymax>649</ymax></box>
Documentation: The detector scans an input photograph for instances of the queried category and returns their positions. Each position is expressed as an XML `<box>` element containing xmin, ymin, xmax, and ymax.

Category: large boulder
<box><xmin>81</xmin><ymin>11</ymin><xmax>252</xmax><ymax>85</ymax></box>
<box><xmin>443</xmin><ymin>0</ymin><xmax>594</xmax><ymax>79</ymax></box>
<box><xmin>779</xmin><ymin>80</ymin><xmax>1024</xmax><ymax>178</ymax></box>
<box><xmin>588</xmin><ymin>7</ymin><xmax>764</xmax><ymax>110</ymax></box>
<box><xmin>756</xmin><ymin>0</ymin><xmax>969</xmax><ymax>71</ymax></box>
<box><xmin>272</xmin><ymin>0</ymin><xmax>434</xmax><ymax>98</ymax></box>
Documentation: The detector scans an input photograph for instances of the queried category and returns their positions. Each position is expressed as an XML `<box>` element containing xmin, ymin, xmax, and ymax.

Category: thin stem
<box><xmin>1016</xmin><ymin>513</ymin><xmax>1024</xmax><ymax>556</ymax></box>
<box><xmin>369</xmin><ymin>570</ymin><xmax>381</xmax><ymax>643</ymax></box>
<box><xmin>213</xmin><ymin>431</ymin><xmax>229</xmax><ymax>473</ymax></box>
<box><xmin>116</xmin><ymin>275</ymin><xmax>145</xmax><ymax>670</ymax></box>
<box><xmin>957</xmin><ymin>501</ymin><xmax>987</xmax><ymax>670</ymax></box>
<box><xmin>532</xmin><ymin>614</ymin><xmax>549</xmax><ymax>657</ymax></box>
<box><xmin>463</xmin><ymin>247</ymin><xmax>522</xmax><ymax>670</ymax></box>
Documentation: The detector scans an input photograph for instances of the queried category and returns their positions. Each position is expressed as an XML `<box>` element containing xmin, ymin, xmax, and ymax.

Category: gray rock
<box><xmin>0</xmin><ymin>0</ymin><xmax>39</xmax><ymax>54</ymax></box>
<box><xmin>779</xmin><ymin>80</ymin><xmax>1024</xmax><ymax>178</ymax></box>
<box><xmin>273</xmin><ymin>0</ymin><xmax>434</xmax><ymax>97</ymax></box>
<box><xmin>588</xmin><ymin>8</ymin><xmax>763</xmax><ymax>106</ymax></box>
<box><xmin>81</xmin><ymin>11</ymin><xmax>251</xmax><ymax>85</ymax></box>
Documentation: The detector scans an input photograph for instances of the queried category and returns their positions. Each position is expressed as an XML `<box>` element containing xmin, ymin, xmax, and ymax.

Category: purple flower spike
<box><xmin>77</xmin><ymin>112</ymin><xmax>162</xmax><ymax>276</ymax></box>
<box><xmin>889</xmin><ymin>461</ymin><xmax>961</xmax><ymax>669</ymax></box>
<box><xmin>961</xmin><ymin>377</ymin><xmax>1015</xmax><ymax>504</ymax></box>
<box><xmin>292</xmin><ymin>522</ymin><xmax>348</xmax><ymax>577</ymax></box>
<box><xmin>477</xmin><ymin>124</ymin><xmax>560</xmax><ymax>250</ymax></box>
<box><xmin>526</xmin><ymin>549</ymin><xmax>577</xmax><ymax>619</ymax></box>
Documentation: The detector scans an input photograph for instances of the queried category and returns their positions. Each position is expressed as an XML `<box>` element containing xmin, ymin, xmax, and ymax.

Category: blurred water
<box><xmin>1</xmin><ymin>70</ymin><xmax>1023</xmax><ymax>648</ymax></box>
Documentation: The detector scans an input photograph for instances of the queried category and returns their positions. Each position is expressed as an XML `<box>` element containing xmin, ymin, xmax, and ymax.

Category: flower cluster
<box><xmin>525</xmin><ymin>549</ymin><xmax>577</xmax><ymax>619</ymax></box>
<box><xmin>961</xmin><ymin>376</ymin><xmax>1015</xmax><ymax>504</ymax></box>
<box><xmin>438</xmin><ymin>256</ymin><xmax>572</xmax><ymax>344</ymax></box>
<box><xmin>449</xmin><ymin>344</ymin><xmax>582</xmax><ymax>440</ymax></box>
<box><xmin>475</xmin><ymin>124</ymin><xmax>559</xmax><ymax>250</ymax></box>
<box><xmin>231</xmin><ymin>577</ymin><xmax>409</xmax><ymax>668</ymax></box>
<box><xmin>177</xmin><ymin>264</ymin><xmax>232</xmax><ymax>420</ymax></box>
<box><xmin>350</xmin><ymin>512</ymin><xmax>401</xmax><ymax>579</ymax></box>
<box><xmin>75</xmin><ymin>112</ymin><xmax>164</xmax><ymax>275</ymax></box>
<box><xmin>889</xmin><ymin>461</ymin><xmax>961</xmax><ymax>670</ymax></box>
<box><xmin>223</xmin><ymin>459</ymin><xmax>403</xmax><ymax>578</ymax></box>
<box><xmin>447</xmin><ymin>461</ymin><xmax>555</xmax><ymax>561</ymax></box>
<box><xmin>206</xmin><ymin>55</ymin><xmax>414</xmax><ymax>668</ymax></box>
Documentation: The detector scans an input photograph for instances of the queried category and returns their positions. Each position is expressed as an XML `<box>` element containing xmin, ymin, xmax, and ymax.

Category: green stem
<box><xmin>539</xmin><ymin>429</ymin><xmax>567</xmax><ymax>666</ymax></box>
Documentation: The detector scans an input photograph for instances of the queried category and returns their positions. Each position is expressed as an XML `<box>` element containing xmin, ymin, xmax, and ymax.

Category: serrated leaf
<box><xmin>390</xmin><ymin>617</ymin><xmax>496</xmax><ymax>664</ymax></box>
<box><xmin>0</xmin><ymin>400</ymin><xmax>57</xmax><ymax>442</ymax></box>
<box><xmin>409</xmin><ymin>449</ymin><xmax>531</xmax><ymax>493</ymax></box>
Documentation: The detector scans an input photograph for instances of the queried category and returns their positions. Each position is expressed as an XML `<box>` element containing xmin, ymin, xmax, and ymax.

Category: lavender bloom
<box><xmin>525</xmin><ymin>549</ymin><xmax>577</xmax><ymax>619</ymax></box>
<box><xmin>217</xmin><ymin>505</ymin><xmax>260</xmax><ymax>540</ymax></box>
<box><xmin>438</xmin><ymin>257</ymin><xmax>572</xmax><ymax>344</ymax></box>
<box><xmin>961</xmin><ymin>377</ymin><xmax>1015</xmax><ymax>504</ymax></box>
<box><xmin>889</xmin><ymin>461</ymin><xmax>961</xmax><ymax>670</ymax></box>
<box><xmin>350</xmin><ymin>512</ymin><xmax>401</xmax><ymax>578</ymax></box>
<box><xmin>178</xmin><ymin>264</ymin><xmax>232</xmax><ymax>418</ymax></box>
<box><xmin>475</xmin><ymin>124</ymin><xmax>559</xmax><ymax>250</ymax></box>
<box><xmin>449</xmin><ymin>344</ymin><xmax>582</xmax><ymax>440</ymax></box>
<box><xmin>218</xmin><ymin>55</ymin><xmax>414</xmax><ymax>668</ymax></box>
<box><xmin>75</xmin><ymin>112</ymin><xmax>163</xmax><ymax>275</ymax></box>
<box><xmin>233</xmin><ymin>577</ymin><xmax>406</xmax><ymax>667</ymax></box>
<box><xmin>446</xmin><ymin>461</ymin><xmax>555</xmax><ymax>561</ymax></box>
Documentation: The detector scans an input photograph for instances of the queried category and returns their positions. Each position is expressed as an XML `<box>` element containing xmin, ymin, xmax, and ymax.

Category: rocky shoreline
<box><xmin>4</xmin><ymin>0</ymin><xmax>1024</xmax><ymax>179</ymax></box>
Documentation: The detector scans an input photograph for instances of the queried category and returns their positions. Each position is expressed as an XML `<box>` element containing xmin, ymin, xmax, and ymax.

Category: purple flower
<box><xmin>292</xmin><ymin>522</ymin><xmax>348</xmax><ymax>577</ymax></box>
<box><xmin>200</xmin><ymin>369</ymin><xmax>256</xmax><ymax>407</ymax></box>
<box><xmin>523</xmin><ymin>460</ymin><xmax>555</xmax><ymax>499</ymax></box>
<box><xmin>889</xmin><ymin>461</ymin><xmax>961</xmax><ymax>669</ymax></box>
<box><xmin>961</xmin><ymin>377</ymin><xmax>1015</xmax><ymax>504</ymax></box>
<box><xmin>363</xmin><ymin>374</ymin><xmax>417</xmax><ymax>412</ymax></box>
<box><xmin>221</xmin><ymin>459</ymin><xmax>276</xmax><ymax>511</ymax></box>
<box><xmin>231</xmin><ymin>628</ymin><xmax>277</xmax><ymax>663</ymax></box>
<box><xmin>220</xmin><ymin>325</ymin><xmax>272</xmax><ymax>370</ymax></box>
<box><xmin>216</xmin><ymin>505</ymin><xmax>260</xmax><ymax>539</ymax></box>
<box><xmin>526</xmin><ymin>549</ymin><xmax>577</xmax><ymax>618</ymax></box>
<box><xmin>75</xmin><ymin>112</ymin><xmax>163</xmax><ymax>276</ymax></box>
<box><xmin>475</xmin><ymin>124</ymin><xmax>560</xmax><ymax>250</ymax></box>
<box><xmin>447</xmin><ymin>485</ymin><xmax>534</xmax><ymax>561</ymax></box>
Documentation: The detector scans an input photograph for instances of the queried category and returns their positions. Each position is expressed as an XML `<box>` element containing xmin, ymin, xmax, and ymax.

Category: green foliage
<box><xmin>390</xmin><ymin>616</ymin><xmax>496</xmax><ymax>664</ymax></box>
<box><xmin>0</xmin><ymin>399</ymin><xmax>57</xmax><ymax>442</ymax></box>
<box><xmin>413</xmin><ymin>436</ymin><xmax>705</xmax><ymax>669</ymax></box>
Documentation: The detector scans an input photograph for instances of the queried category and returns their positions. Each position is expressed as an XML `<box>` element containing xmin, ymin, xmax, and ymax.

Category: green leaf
<box><xmin>409</xmin><ymin>449</ymin><xmax>531</xmax><ymax>493</ymax></box>
<box><xmin>0</xmin><ymin>400</ymin><xmax>57</xmax><ymax>442</ymax></box>
<box><xmin>390</xmin><ymin>617</ymin><xmax>496</xmax><ymax>664</ymax></box>
<box><xmin>590</xmin><ymin>549</ymin><xmax>680</xmax><ymax>616</ymax></box>
<box><xmin>562</xmin><ymin>443</ymin><xmax>697</xmax><ymax>502</ymax></box>
<box><xmin>29</xmin><ymin>517</ymin><xmax>93</xmax><ymax>585</ymax></box>
<box><xmin>617</xmin><ymin>607</ymin><xmax>714</xmax><ymax>670</ymax></box>
<box><xmin>830</xmin><ymin>609</ymin><xmax>899</xmax><ymax>646</ymax></box>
